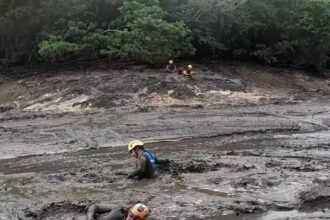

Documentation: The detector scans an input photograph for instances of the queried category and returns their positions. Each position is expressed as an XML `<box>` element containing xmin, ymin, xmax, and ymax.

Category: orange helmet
<box><xmin>130</xmin><ymin>203</ymin><xmax>149</xmax><ymax>219</ymax></box>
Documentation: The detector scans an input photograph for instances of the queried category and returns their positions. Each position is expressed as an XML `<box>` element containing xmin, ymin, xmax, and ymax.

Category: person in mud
<box><xmin>165</xmin><ymin>60</ymin><xmax>177</xmax><ymax>73</ymax></box>
<box><xmin>127</xmin><ymin>140</ymin><xmax>169</xmax><ymax>179</ymax></box>
<box><xmin>183</xmin><ymin>65</ymin><xmax>194</xmax><ymax>78</ymax></box>
<box><xmin>74</xmin><ymin>203</ymin><xmax>150</xmax><ymax>220</ymax></box>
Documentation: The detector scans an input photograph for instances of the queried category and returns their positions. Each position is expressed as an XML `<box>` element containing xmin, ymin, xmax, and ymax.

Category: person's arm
<box><xmin>87</xmin><ymin>204</ymin><xmax>117</xmax><ymax>220</ymax></box>
<box><xmin>127</xmin><ymin>156</ymin><xmax>147</xmax><ymax>179</ymax></box>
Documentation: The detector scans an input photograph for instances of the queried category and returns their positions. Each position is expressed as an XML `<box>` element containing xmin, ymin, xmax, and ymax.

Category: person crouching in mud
<box><xmin>127</xmin><ymin>140</ymin><xmax>168</xmax><ymax>179</ymax></box>
<box><xmin>74</xmin><ymin>203</ymin><xmax>149</xmax><ymax>220</ymax></box>
<box><xmin>183</xmin><ymin>65</ymin><xmax>194</xmax><ymax>78</ymax></box>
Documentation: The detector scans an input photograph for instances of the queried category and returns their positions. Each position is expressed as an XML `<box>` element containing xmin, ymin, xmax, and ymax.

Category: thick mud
<box><xmin>0</xmin><ymin>63</ymin><xmax>330</xmax><ymax>219</ymax></box>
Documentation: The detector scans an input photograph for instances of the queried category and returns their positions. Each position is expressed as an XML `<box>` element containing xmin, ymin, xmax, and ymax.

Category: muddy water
<box><xmin>0</xmin><ymin>96</ymin><xmax>330</xmax><ymax>219</ymax></box>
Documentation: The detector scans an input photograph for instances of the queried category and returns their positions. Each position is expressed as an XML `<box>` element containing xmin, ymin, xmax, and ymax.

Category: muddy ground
<box><xmin>0</xmin><ymin>62</ymin><xmax>330</xmax><ymax>220</ymax></box>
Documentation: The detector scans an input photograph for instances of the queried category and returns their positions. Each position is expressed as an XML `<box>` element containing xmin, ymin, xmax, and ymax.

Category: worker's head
<box><xmin>126</xmin><ymin>203</ymin><xmax>149</xmax><ymax>220</ymax></box>
<box><xmin>128</xmin><ymin>140</ymin><xmax>144</xmax><ymax>157</ymax></box>
<box><xmin>169</xmin><ymin>60</ymin><xmax>173</xmax><ymax>64</ymax></box>
<box><xmin>188</xmin><ymin>64</ymin><xmax>193</xmax><ymax>69</ymax></box>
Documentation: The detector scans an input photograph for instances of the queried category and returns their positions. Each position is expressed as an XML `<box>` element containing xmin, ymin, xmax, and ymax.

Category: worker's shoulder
<box><xmin>138</xmin><ymin>154</ymin><xmax>147</xmax><ymax>161</ymax></box>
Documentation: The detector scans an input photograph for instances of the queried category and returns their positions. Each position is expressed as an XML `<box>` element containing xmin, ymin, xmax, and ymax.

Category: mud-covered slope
<box><xmin>0</xmin><ymin>63</ymin><xmax>329</xmax><ymax>113</ymax></box>
<box><xmin>0</xmin><ymin>63</ymin><xmax>329</xmax><ymax>220</ymax></box>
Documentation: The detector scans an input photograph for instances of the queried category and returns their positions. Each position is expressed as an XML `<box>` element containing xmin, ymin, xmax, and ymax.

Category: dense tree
<box><xmin>105</xmin><ymin>0</ymin><xmax>194</xmax><ymax>63</ymax></box>
<box><xmin>38</xmin><ymin>21</ymin><xmax>112</xmax><ymax>62</ymax></box>
<box><xmin>0</xmin><ymin>0</ymin><xmax>329</xmax><ymax>73</ymax></box>
<box><xmin>295</xmin><ymin>0</ymin><xmax>330</xmax><ymax>72</ymax></box>
<box><xmin>0</xmin><ymin>0</ymin><xmax>88</xmax><ymax>63</ymax></box>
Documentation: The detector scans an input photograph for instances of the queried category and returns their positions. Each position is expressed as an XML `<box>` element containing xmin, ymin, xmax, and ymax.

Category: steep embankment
<box><xmin>0</xmin><ymin>63</ymin><xmax>329</xmax><ymax>220</ymax></box>
<box><xmin>0</xmin><ymin>63</ymin><xmax>329</xmax><ymax>158</ymax></box>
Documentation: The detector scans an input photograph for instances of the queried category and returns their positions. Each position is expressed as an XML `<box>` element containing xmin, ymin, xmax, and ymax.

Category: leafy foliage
<box><xmin>107</xmin><ymin>0</ymin><xmax>194</xmax><ymax>63</ymax></box>
<box><xmin>0</xmin><ymin>0</ymin><xmax>88</xmax><ymax>63</ymax></box>
<box><xmin>0</xmin><ymin>0</ymin><xmax>329</xmax><ymax>72</ymax></box>
<box><xmin>38</xmin><ymin>21</ymin><xmax>111</xmax><ymax>62</ymax></box>
<box><xmin>295</xmin><ymin>0</ymin><xmax>330</xmax><ymax>72</ymax></box>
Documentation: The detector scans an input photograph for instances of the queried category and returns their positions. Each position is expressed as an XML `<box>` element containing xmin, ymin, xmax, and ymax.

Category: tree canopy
<box><xmin>0</xmin><ymin>0</ymin><xmax>329</xmax><ymax>72</ymax></box>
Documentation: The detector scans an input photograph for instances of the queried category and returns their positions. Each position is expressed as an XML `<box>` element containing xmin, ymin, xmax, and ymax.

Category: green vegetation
<box><xmin>0</xmin><ymin>0</ymin><xmax>329</xmax><ymax>72</ymax></box>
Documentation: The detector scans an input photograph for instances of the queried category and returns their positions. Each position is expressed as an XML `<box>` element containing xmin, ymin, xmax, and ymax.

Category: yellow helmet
<box><xmin>188</xmin><ymin>65</ymin><xmax>193</xmax><ymax>69</ymax></box>
<box><xmin>128</xmin><ymin>140</ymin><xmax>144</xmax><ymax>152</ymax></box>
<box><xmin>130</xmin><ymin>203</ymin><xmax>149</xmax><ymax>219</ymax></box>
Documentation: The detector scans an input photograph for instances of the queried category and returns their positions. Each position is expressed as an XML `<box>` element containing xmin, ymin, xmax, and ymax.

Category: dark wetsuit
<box><xmin>165</xmin><ymin>64</ymin><xmax>177</xmax><ymax>73</ymax></box>
<box><xmin>74</xmin><ymin>204</ymin><xmax>128</xmax><ymax>220</ymax></box>
<box><xmin>128</xmin><ymin>150</ymin><xmax>168</xmax><ymax>179</ymax></box>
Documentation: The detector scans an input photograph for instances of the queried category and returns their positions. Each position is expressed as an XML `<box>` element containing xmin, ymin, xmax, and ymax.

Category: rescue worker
<box><xmin>183</xmin><ymin>65</ymin><xmax>193</xmax><ymax>78</ymax></box>
<box><xmin>165</xmin><ymin>60</ymin><xmax>177</xmax><ymax>73</ymax></box>
<box><xmin>127</xmin><ymin>140</ymin><xmax>168</xmax><ymax>179</ymax></box>
<box><xmin>74</xmin><ymin>203</ymin><xmax>150</xmax><ymax>220</ymax></box>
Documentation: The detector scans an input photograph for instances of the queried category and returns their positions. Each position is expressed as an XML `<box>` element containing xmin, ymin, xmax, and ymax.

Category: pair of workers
<box><xmin>76</xmin><ymin>140</ymin><xmax>165</xmax><ymax>220</ymax></box>
<box><xmin>165</xmin><ymin>60</ymin><xmax>194</xmax><ymax>78</ymax></box>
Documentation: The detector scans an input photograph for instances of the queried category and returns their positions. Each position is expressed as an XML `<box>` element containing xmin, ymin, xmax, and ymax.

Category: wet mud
<box><xmin>0</xmin><ymin>63</ymin><xmax>330</xmax><ymax>219</ymax></box>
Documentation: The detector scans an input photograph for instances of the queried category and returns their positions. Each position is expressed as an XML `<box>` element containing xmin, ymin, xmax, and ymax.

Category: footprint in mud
<box><xmin>22</xmin><ymin>201</ymin><xmax>89</xmax><ymax>220</ymax></box>
<box><xmin>31</xmin><ymin>159</ymin><xmax>257</xmax><ymax>188</ymax></box>
<box><xmin>298</xmin><ymin>186</ymin><xmax>330</xmax><ymax>211</ymax></box>
<box><xmin>261</xmin><ymin>178</ymin><xmax>281</xmax><ymax>187</ymax></box>
<box><xmin>208</xmin><ymin>177</ymin><xmax>223</xmax><ymax>185</ymax></box>
<box><xmin>33</xmin><ymin>166</ymin><xmax>127</xmax><ymax>186</ymax></box>
<box><xmin>75</xmin><ymin>167</ymin><xmax>124</xmax><ymax>184</ymax></box>
<box><xmin>158</xmin><ymin>159</ymin><xmax>255</xmax><ymax>177</ymax></box>
<box><xmin>157</xmin><ymin>160</ymin><xmax>218</xmax><ymax>175</ymax></box>
<box><xmin>232</xmin><ymin>178</ymin><xmax>260</xmax><ymax>188</ymax></box>
<box><xmin>265</xmin><ymin>160</ymin><xmax>282</xmax><ymax>168</ymax></box>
